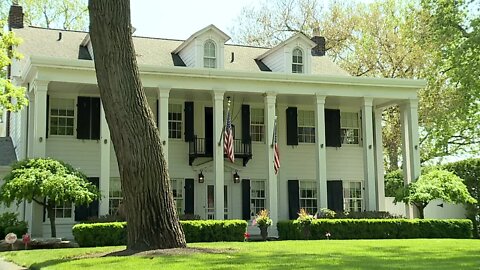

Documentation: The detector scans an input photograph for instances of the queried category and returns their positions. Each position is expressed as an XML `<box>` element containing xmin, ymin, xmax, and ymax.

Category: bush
<box><xmin>0</xmin><ymin>212</ymin><xmax>28</xmax><ymax>238</ymax></box>
<box><xmin>73</xmin><ymin>220</ymin><xmax>247</xmax><ymax>247</ymax></box>
<box><xmin>335</xmin><ymin>211</ymin><xmax>401</xmax><ymax>219</ymax></box>
<box><xmin>277</xmin><ymin>219</ymin><xmax>472</xmax><ymax>240</ymax></box>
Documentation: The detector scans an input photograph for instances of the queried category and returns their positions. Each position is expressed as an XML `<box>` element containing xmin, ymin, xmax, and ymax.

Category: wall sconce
<box><xmin>320</xmin><ymin>144</ymin><xmax>324</xmax><ymax>148</ymax></box>
<box><xmin>368</xmin><ymin>145</ymin><xmax>372</xmax><ymax>149</ymax></box>
<box><xmin>39</xmin><ymin>137</ymin><xmax>43</xmax><ymax>142</ymax></box>
<box><xmin>103</xmin><ymin>139</ymin><xmax>108</xmax><ymax>144</ymax></box>
<box><xmin>233</xmin><ymin>171</ymin><xmax>240</xmax><ymax>183</ymax></box>
<box><xmin>198</xmin><ymin>171</ymin><xmax>204</xmax><ymax>183</ymax></box>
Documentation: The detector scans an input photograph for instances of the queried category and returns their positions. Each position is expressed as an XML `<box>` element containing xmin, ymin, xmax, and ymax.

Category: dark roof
<box><xmin>0</xmin><ymin>137</ymin><xmax>17</xmax><ymax>167</ymax></box>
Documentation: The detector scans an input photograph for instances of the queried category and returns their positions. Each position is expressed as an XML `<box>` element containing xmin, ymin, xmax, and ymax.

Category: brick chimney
<box><xmin>311</xmin><ymin>27</ymin><xmax>325</xmax><ymax>56</ymax></box>
<box><xmin>8</xmin><ymin>4</ymin><xmax>24</xmax><ymax>29</ymax></box>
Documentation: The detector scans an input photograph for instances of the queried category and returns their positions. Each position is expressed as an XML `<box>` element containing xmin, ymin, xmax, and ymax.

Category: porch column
<box><xmin>362</xmin><ymin>97</ymin><xmax>376</xmax><ymax>211</ymax></box>
<box><xmin>315</xmin><ymin>94</ymin><xmax>328</xmax><ymax>209</ymax></box>
<box><xmin>213</xmin><ymin>91</ymin><xmax>225</xmax><ymax>220</ymax></box>
<box><xmin>99</xmin><ymin>102</ymin><xmax>111</xmax><ymax>216</ymax></box>
<box><xmin>264</xmin><ymin>92</ymin><xmax>278</xmax><ymax>225</ymax></box>
<box><xmin>157</xmin><ymin>88</ymin><xmax>170</xmax><ymax>164</ymax></box>
<box><xmin>374</xmin><ymin>109</ymin><xmax>385</xmax><ymax>210</ymax></box>
<box><xmin>400</xmin><ymin>99</ymin><xmax>421</xmax><ymax>218</ymax></box>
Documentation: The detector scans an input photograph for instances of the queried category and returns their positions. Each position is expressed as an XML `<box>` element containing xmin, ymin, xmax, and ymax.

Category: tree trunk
<box><xmin>46</xmin><ymin>205</ymin><xmax>56</xmax><ymax>238</ymax></box>
<box><xmin>88</xmin><ymin>0</ymin><xmax>186</xmax><ymax>250</ymax></box>
<box><xmin>414</xmin><ymin>203</ymin><xmax>425</xmax><ymax>219</ymax></box>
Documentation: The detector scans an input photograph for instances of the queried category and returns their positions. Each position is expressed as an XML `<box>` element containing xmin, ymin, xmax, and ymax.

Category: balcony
<box><xmin>189</xmin><ymin>136</ymin><xmax>252</xmax><ymax>166</ymax></box>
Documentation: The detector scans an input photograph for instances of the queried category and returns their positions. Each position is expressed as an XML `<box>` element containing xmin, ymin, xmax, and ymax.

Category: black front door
<box><xmin>327</xmin><ymin>180</ymin><xmax>344</xmax><ymax>212</ymax></box>
<box><xmin>205</xmin><ymin>107</ymin><xmax>213</xmax><ymax>156</ymax></box>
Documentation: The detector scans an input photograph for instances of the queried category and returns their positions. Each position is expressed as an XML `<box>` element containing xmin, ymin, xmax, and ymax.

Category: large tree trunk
<box><xmin>88</xmin><ymin>0</ymin><xmax>186</xmax><ymax>250</ymax></box>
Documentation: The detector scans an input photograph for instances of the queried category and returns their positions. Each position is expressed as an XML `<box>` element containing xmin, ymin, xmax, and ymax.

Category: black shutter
<box><xmin>46</xmin><ymin>95</ymin><xmax>50</xmax><ymax>138</ymax></box>
<box><xmin>184</xmin><ymin>179</ymin><xmax>194</xmax><ymax>215</ymax></box>
<box><xmin>241</xmin><ymin>105</ymin><xmax>251</xmax><ymax>144</ymax></box>
<box><xmin>75</xmin><ymin>177</ymin><xmax>99</xmax><ymax>221</ymax></box>
<box><xmin>77</xmin><ymin>96</ymin><xmax>91</xmax><ymax>139</ymax></box>
<box><xmin>288</xmin><ymin>180</ymin><xmax>300</xmax><ymax>220</ymax></box>
<box><xmin>327</xmin><ymin>180</ymin><xmax>343</xmax><ymax>212</ymax></box>
<box><xmin>90</xmin><ymin>97</ymin><xmax>101</xmax><ymax>140</ymax></box>
<box><xmin>242</xmin><ymin>179</ymin><xmax>250</xmax><ymax>220</ymax></box>
<box><xmin>325</xmin><ymin>109</ymin><xmax>341</xmax><ymax>147</ymax></box>
<box><xmin>286</xmin><ymin>107</ymin><xmax>298</xmax><ymax>145</ymax></box>
<box><xmin>184</xmin><ymin>101</ymin><xmax>194</xmax><ymax>142</ymax></box>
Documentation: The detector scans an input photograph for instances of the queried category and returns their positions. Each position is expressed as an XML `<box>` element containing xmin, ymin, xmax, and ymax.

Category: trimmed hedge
<box><xmin>277</xmin><ymin>219</ymin><xmax>473</xmax><ymax>240</ymax></box>
<box><xmin>72</xmin><ymin>220</ymin><xmax>247</xmax><ymax>247</ymax></box>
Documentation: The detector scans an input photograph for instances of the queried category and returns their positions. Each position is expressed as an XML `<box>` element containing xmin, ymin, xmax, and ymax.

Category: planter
<box><xmin>259</xmin><ymin>226</ymin><xmax>269</xmax><ymax>241</ymax></box>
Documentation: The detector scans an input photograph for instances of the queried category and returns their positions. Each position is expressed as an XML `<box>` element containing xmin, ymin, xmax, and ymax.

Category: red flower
<box><xmin>244</xmin><ymin>232</ymin><xmax>250</xmax><ymax>239</ymax></box>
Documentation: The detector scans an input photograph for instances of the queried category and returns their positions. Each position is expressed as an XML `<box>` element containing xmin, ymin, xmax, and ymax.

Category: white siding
<box><xmin>262</xmin><ymin>50</ymin><xmax>285</xmax><ymax>73</ymax></box>
<box><xmin>178</xmin><ymin>41</ymin><xmax>196</xmax><ymax>67</ymax></box>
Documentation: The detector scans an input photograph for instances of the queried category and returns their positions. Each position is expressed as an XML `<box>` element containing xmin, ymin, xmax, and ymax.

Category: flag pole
<box><xmin>271</xmin><ymin>115</ymin><xmax>277</xmax><ymax>148</ymax></box>
<box><xmin>218</xmin><ymin>97</ymin><xmax>230</xmax><ymax>146</ymax></box>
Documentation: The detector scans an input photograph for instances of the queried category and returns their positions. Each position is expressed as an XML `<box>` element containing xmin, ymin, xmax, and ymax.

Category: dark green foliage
<box><xmin>0</xmin><ymin>212</ymin><xmax>28</xmax><ymax>238</ymax></box>
<box><xmin>385</xmin><ymin>169</ymin><xmax>404</xmax><ymax>197</ymax></box>
<box><xmin>335</xmin><ymin>211</ymin><xmax>401</xmax><ymax>219</ymax></box>
<box><xmin>277</xmin><ymin>219</ymin><xmax>472</xmax><ymax>240</ymax></box>
<box><xmin>72</xmin><ymin>220</ymin><xmax>247</xmax><ymax>247</ymax></box>
<box><xmin>443</xmin><ymin>158</ymin><xmax>480</xmax><ymax>237</ymax></box>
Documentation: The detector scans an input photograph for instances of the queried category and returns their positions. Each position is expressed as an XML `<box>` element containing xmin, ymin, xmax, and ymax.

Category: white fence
<box><xmin>385</xmin><ymin>197</ymin><xmax>467</xmax><ymax>219</ymax></box>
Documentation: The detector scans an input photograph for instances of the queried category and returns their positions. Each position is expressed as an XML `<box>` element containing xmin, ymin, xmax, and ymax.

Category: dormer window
<box><xmin>292</xmin><ymin>48</ymin><xmax>304</xmax><ymax>73</ymax></box>
<box><xmin>204</xmin><ymin>40</ymin><xmax>216</xmax><ymax>68</ymax></box>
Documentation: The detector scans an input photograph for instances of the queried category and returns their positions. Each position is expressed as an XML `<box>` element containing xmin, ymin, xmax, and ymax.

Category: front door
<box><xmin>205</xmin><ymin>107</ymin><xmax>213</xmax><ymax>156</ymax></box>
<box><xmin>205</xmin><ymin>184</ymin><xmax>229</xmax><ymax>220</ymax></box>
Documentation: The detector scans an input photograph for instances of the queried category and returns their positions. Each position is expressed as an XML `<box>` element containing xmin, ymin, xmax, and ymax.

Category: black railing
<box><xmin>189</xmin><ymin>136</ymin><xmax>252</xmax><ymax>166</ymax></box>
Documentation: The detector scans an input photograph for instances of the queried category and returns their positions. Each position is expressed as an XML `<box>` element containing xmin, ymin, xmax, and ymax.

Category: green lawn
<box><xmin>2</xmin><ymin>239</ymin><xmax>480</xmax><ymax>270</ymax></box>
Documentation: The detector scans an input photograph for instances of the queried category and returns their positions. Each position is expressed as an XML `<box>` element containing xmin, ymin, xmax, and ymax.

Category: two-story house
<box><xmin>2</xmin><ymin>4</ymin><xmax>424</xmax><ymax>238</ymax></box>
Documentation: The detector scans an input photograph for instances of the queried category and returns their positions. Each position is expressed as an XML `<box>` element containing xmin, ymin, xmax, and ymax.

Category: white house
<box><xmin>2</xmin><ymin>4</ymin><xmax>425</xmax><ymax>238</ymax></box>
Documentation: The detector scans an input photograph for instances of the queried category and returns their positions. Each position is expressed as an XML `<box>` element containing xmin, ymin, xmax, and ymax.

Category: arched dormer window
<box><xmin>204</xmin><ymin>40</ymin><xmax>216</xmax><ymax>68</ymax></box>
<box><xmin>292</xmin><ymin>48</ymin><xmax>304</xmax><ymax>73</ymax></box>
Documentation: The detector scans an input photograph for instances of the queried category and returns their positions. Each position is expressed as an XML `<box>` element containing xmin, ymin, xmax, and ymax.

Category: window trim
<box><xmin>292</xmin><ymin>47</ymin><xmax>304</xmax><ymax>74</ymax></box>
<box><xmin>168</xmin><ymin>103</ymin><xmax>183</xmax><ymax>140</ymax></box>
<box><xmin>203</xmin><ymin>39</ymin><xmax>217</xmax><ymax>68</ymax></box>
<box><xmin>250</xmin><ymin>107</ymin><xmax>265</xmax><ymax>143</ymax></box>
<box><xmin>299</xmin><ymin>180</ymin><xmax>318</xmax><ymax>215</ymax></box>
<box><xmin>109</xmin><ymin>177</ymin><xmax>123</xmax><ymax>216</ymax></box>
<box><xmin>49</xmin><ymin>98</ymin><xmax>76</xmax><ymax>137</ymax></box>
<box><xmin>297</xmin><ymin>109</ymin><xmax>315</xmax><ymax>144</ymax></box>
<box><xmin>171</xmin><ymin>178</ymin><xmax>184</xmax><ymax>215</ymax></box>
<box><xmin>343</xmin><ymin>180</ymin><xmax>364</xmax><ymax>212</ymax></box>
<box><xmin>250</xmin><ymin>179</ymin><xmax>267</xmax><ymax>218</ymax></box>
<box><xmin>341</xmin><ymin>112</ymin><xmax>361</xmax><ymax>145</ymax></box>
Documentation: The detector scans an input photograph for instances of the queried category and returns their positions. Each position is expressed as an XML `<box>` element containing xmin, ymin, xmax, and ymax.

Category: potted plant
<box><xmin>254</xmin><ymin>209</ymin><xmax>272</xmax><ymax>241</ymax></box>
<box><xmin>297</xmin><ymin>208</ymin><xmax>315</xmax><ymax>240</ymax></box>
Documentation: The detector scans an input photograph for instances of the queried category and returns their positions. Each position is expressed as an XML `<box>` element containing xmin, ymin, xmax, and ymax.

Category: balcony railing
<box><xmin>189</xmin><ymin>136</ymin><xmax>252</xmax><ymax>166</ymax></box>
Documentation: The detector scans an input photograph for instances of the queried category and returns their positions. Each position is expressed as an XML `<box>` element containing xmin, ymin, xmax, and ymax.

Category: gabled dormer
<box><xmin>172</xmin><ymin>25</ymin><xmax>230</xmax><ymax>69</ymax></box>
<box><xmin>256</xmin><ymin>33</ymin><xmax>316</xmax><ymax>74</ymax></box>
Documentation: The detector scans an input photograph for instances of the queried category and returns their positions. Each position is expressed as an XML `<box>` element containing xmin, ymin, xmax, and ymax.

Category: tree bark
<box><xmin>46</xmin><ymin>205</ymin><xmax>56</xmax><ymax>238</ymax></box>
<box><xmin>88</xmin><ymin>0</ymin><xmax>186</xmax><ymax>250</ymax></box>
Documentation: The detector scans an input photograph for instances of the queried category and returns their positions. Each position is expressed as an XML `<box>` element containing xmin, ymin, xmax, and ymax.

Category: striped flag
<box><xmin>224</xmin><ymin>105</ymin><xmax>234</xmax><ymax>163</ymax></box>
<box><xmin>273</xmin><ymin>117</ymin><xmax>280</xmax><ymax>175</ymax></box>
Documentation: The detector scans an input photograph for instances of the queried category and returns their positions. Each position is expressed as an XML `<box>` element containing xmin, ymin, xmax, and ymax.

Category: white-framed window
<box><xmin>171</xmin><ymin>178</ymin><xmax>184</xmax><ymax>214</ymax></box>
<box><xmin>204</xmin><ymin>40</ymin><xmax>216</xmax><ymax>68</ymax></box>
<box><xmin>168</xmin><ymin>104</ymin><xmax>182</xmax><ymax>139</ymax></box>
<box><xmin>50</xmin><ymin>98</ymin><xmax>75</xmax><ymax>136</ymax></box>
<box><xmin>299</xmin><ymin>181</ymin><xmax>317</xmax><ymax>215</ymax></box>
<box><xmin>343</xmin><ymin>181</ymin><xmax>363</xmax><ymax>212</ymax></box>
<box><xmin>292</xmin><ymin>48</ymin><xmax>304</xmax><ymax>73</ymax></box>
<box><xmin>298</xmin><ymin>110</ymin><xmax>315</xmax><ymax>143</ymax></box>
<box><xmin>250</xmin><ymin>180</ymin><xmax>266</xmax><ymax>217</ymax></box>
<box><xmin>250</xmin><ymin>108</ymin><xmax>265</xmax><ymax>142</ymax></box>
<box><xmin>109</xmin><ymin>177</ymin><xmax>123</xmax><ymax>216</ymax></box>
<box><xmin>54</xmin><ymin>202</ymin><xmax>73</xmax><ymax>218</ymax></box>
<box><xmin>341</xmin><ymin>112</ymin><xmax>360</xmax><ymax>145</ymax></box>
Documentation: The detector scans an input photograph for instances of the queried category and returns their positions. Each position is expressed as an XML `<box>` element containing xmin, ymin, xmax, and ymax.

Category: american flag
<box><xmin>273</xmin><ymin>117</ymin><xmax>280</xmax><ymax>174</ymax></box>
<box><xmin>224</xmin><ymin>107</ymin><xmax>234</xmax><ymax>163</ymax></box>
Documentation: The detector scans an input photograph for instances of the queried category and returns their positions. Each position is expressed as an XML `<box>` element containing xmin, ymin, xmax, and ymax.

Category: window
<box><xmin>204</xmin><ymin>40</ymin><xmax>216</xmax><ymax>68</ymax></box>
<box><xmin>343</xmin><ymin>181</ymin><xmax>363</xmax><ymax>212</ymax></box>
<box><xmin>341</xmin><ymin>112</ymin><xmax>360</xmax><ymax>144</ymax></box>
<box><xmin>299</xmin><ymin>181</ymin><xmax>317</xmax><ymax>215</ymax></box>
<box><xmin>50</xmin><ymin>98</ymin><xmax>75</xmax><ymax>136</ymax></box>
<box><xmin>171</xmin><ymin>178</ymin><xmax>184</xmax><ymax>214</ymax></box>
<box><xmin>250</xmin><ymin>180</ymin><xmax>266</xmax><ymax>217</ymax></box>
<box><xmin>250</xmin><ymin>108</ymin><xmax>264</xmax><ymax>142</ymax></box>
<box><xmin>168</xmin><ymin>104</ymin><xmax>182</xmax><ymax>139</ymax></box>
<box><xmin>54</xmin><ymin>202</ymin><xmax>72</xmax><ymax>218</ymax></box>
<box><xmin>109</xmin><ymin>177</ymin><xmax>123</xmax><ymax>216</ymax></box>
<box><xmin>298</xmin><ymin>110</ymin><xmax>315</xmax><ymax>143</ymax></box>
<box><xmin>292</xmin><ymin>48</ymin><xmax>304</xmax><ymax>73</ymax></box>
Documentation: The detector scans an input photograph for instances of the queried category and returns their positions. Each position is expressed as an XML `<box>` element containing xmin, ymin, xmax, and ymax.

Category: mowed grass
<box><xmin>2</xmin><ymin>239</ymin><xmax>480</xmax><ymax>270</ymax></box>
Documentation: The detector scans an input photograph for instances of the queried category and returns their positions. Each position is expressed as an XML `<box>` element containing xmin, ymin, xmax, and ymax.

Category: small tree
<box><xmin>0</xmin><ymin>158</ymin><xmax>99</xmax><ymax>237</ymax></box>
<box><xmin>395</xmin><ymin>169</ymin><xmax>477</xmax><ymax>219</ymax></box>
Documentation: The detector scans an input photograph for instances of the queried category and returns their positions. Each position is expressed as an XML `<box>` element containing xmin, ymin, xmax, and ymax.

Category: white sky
<box><xmin>130</xmin><ymin>0</ymin><xmax>258</xmax><ymax>39</ymax></box>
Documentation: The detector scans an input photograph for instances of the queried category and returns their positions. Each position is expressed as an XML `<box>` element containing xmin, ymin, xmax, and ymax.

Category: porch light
<box><xmin>233</xmin><ymin>171</ymin><xmax>240</xmax><ymax>183</ymax></box>
<box><xmin>198</xmin><ymin>171</ymin><xmax>205</xmax><ymax>183</ymax></box>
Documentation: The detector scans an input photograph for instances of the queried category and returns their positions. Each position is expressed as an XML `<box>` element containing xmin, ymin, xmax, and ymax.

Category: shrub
<box><xmin>0</xmin><ymin>212</ymin><xmax>28</xmax><ymax>238</ymax></box>
<box><xmin>73</xmin><ymin>220</ymin><xmax>247</xmax><ymax>247</ymax></box>
<box><xmin>335</xmin><ymin>211</ymin><xmax>401</xmax><ymax>219</ymax></box>
<box><xmin>277</xmin><ymin>219</ymin><xmax>472</xmax><ymax>240</ymax></box>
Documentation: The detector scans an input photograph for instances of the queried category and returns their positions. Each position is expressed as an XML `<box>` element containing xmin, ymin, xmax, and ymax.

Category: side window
<box><xmin>343</xmin><ymin>181</ymin><xmax>363</xmax><ymax>212</ymax></box>
<box><xmin>250</xmin><ymin>108</ymin><xmax>264</xmax><ymax>142</ymax></box>
<box><xmin>341</xmin><ymin>112</ymin><xmax>360</xmax><ymax>145</ymax></box>
<box><xmin>204</xmin><ymin>40</ymin><xmax>216</xmax><ymax>68</ymax></box>
<box><xmin>168</xmin><ymin>104</ymin><xmax>182</xmax><ymax>139</ymax></box>
<box><xmin>292</xmin><ymin>48</ymin><xmax>304</xmax><ymax>73</ymax></box>
<box><xmin>250</xmin><ymin>180</ymin><xmax>266</xmax><ymax>217</ymax></box>
<box><xmin>49</xmin><ymin>98</ymin><xmax>75</xmax><ymax>136</ymax></box>
<box><xmin>109</xmin><ymin>177</ymin><xmax>123</xmax><ymax>216</ymax></box>
<box><xmin>298</xmin><ymin>110</ymin><xmax>315</xmax><ymax>143</ymax></box>
<box><xmin>171</xmin><ymin>178</ymin><xmax>184</xmax><ymax>214</ymax></box>
<box><xmin>299</xmin><ymin>181</ymin><xmax>317</xmax><ymax>214</ymax></box>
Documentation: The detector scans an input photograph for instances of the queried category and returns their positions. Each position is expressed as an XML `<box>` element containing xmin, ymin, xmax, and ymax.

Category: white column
<box><xmin>374</xmin><ymin>109</ymin><xmax>385</xmax><ymax>210</ymax></box>
<box><xmin>213</xmin><ymin>91</ymin><xmax>225</xmax><ymax>220</ymax></box>
<box><xmin>99</xmin><ymin>103</ymin><xmax>111</xmax><ymax>216</ymax></box>
<box><xmin>157</xmin><ymin>88</ymin><xmax>170</xmax><ymax>164</ymax></box>
<box><xmin>315</xmin><ymin>94</ymin><xmax>328</xmax><ymax>209</ymax></box>
<box><xmin>264</xmin><ymin>93</ymin><xmax>278</xmax><ymax>225</ymax></box>
<box><xmin>362</xmin><ymin>97</ymin><xmax>376</xmax><ymax>211</ymax></box>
